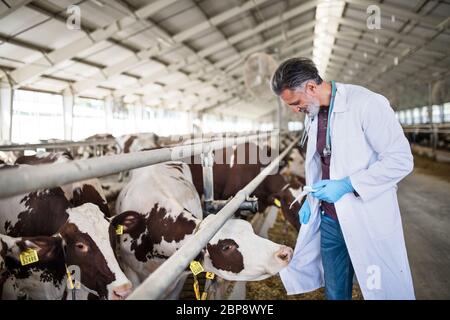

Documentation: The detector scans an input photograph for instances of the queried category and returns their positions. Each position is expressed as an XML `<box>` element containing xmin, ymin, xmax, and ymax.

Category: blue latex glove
<box><xmin>311</xmin><ymin>177</ymin><xmax>354</xmax><ymax>203</ymax></box>
<box><xmin>298</xmin><ymin>200</ymin><xmax>311</xmax><ymax>224</ymax></box>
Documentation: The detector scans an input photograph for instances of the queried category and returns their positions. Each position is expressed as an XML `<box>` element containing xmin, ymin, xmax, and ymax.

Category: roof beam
<box><xmin>0</xmin><ymin>0</ymin><xmax>32</xmax><ymax>19</ymax></box>
<box><xmin>228</xmin><ymin>46</ymin><xmax>313</xmax><ymax>77</ymax></box>
<box><xmin>173</xmin><ymin>0</ymin><xmax>272</xmax><ymax>43</ymax></box>
<box><xmin>68</xmin><ymin>0</ymin><xmax>273</xmax><ymax>96</ymax></box>
<box><xmin>336</xmin><ymin>17</ymin><xmax>433</xmax><ymax>49</ymax></box>
<box><xmin>325</xmin><ymin>28</ymin><xmax>446</xmax><ymax>80</ymax></box>
<box><xmin>194</xmin><ymin>0</ymin><xmax>318</xmax><ymax>59</ymax></box>
<box><xmin>112</xmin><ymin>0</ymin><xmax>317</xmax><ymax>97</ymax></box>
<box><xmin>345</xmin><ymin>0</ymin><xmax>444</xmax><ymax>29</ymax></box>
<box><xmin>211</xmin><ymin>25</ymin><xmax>316</xmax><ymax>72</ymax></box>
<box><xmin>4</xmin><ymin>0</ymin><xmax>181</xmax><ymax>86</ymax></box>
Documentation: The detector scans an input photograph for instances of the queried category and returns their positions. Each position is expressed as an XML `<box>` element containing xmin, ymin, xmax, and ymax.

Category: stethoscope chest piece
<box><xmin>323</xmin><ymin>146</ymin><xmax>331</xmax><ymax>157</ymax></box>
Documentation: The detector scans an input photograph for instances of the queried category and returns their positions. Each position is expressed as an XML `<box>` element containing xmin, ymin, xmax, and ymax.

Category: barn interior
<box><xmin>0</xmin><ymin>0</ymin><xmax>449</xmax><ymax>300</ymax></box>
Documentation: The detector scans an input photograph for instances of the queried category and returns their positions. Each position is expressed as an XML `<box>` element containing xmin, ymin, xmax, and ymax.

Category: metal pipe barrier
<box><xmin>0</xmin><ymin>131</ymin><xmax>283</xmax><ymax>199</ymax></box>
<box><xmin>127</xmin><ymin>135</ymin><xmax>301</xmax><ymax>300</ymax></box>
<box><xmin>0</xmin><ymin>130</ymin><xmax>297</xmax><ymax>152</ymax></box>
<box><xmin>0</xmin><ymin>139</ymin><xmax>116</xmax><ymax>152</ymax></box>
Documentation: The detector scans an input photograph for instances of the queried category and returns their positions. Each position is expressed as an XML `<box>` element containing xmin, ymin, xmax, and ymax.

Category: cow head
<box><xmin>280</xmin><ymin>148</ymin><xmax>305</xmax><ymax>178</ymax></box>
<box><xmin>1</xmin><ymin>233</ymin><xmax>66</xmax><ymax>300</ymax></box>
<box><xmin>199</xmin><ymin>217</ymin><xmax>293</xmax><ymax>281</ymax></box>
<box><xmin>59</xmin><ymin>203</ymin><xmax>132</xmax><ymax>300</ymax></box>
<box><xmin>267</xmin><ymin>175</ymin><xmax>305</xmax><ymax>232</ymax></box>
<box><xmin>1</xmin><ymin>204</ymin><xmax>132</xmax><ymax>300</ymax></box>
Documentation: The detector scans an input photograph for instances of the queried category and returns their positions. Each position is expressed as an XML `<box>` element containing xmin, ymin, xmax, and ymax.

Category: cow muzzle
<box><xmin>111</xmin><ymin>283</ymin><xmax>133</xmax><ymax>300</ymax></box>
<box><xmin>275</xmin><ymin>245</ymin><xmax>293</xmax><ymax>265</ymax></box>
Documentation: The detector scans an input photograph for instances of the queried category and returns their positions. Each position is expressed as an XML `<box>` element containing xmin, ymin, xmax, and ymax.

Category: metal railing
<box><xmin>0</xmin><ymin>131</ymin><xmax>283</xmax><ymax>199</ymax></box>
<box><xmin>0</xmin><ymin>130</ymin><xmax>296</xmax><ymax>152</ymax></box>
<box><xmin>0</xmin><ymin>139</ymin><xmax>116</xmax><ymax>152</ymax></box>
<box><xmin>127</xmin><ymin>135</ymin><xmax>300</xmax><ymax>300</ymax></box>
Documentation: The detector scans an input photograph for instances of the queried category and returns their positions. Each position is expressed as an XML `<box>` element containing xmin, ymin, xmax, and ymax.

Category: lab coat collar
<box><xmin>332</xmin><ymin>82</ymin><xmax>349</xmax><ymax>113</ymax></box>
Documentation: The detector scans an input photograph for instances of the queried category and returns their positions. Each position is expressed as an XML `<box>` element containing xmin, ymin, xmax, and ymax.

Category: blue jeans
<box><xmin>320</xmin><ymin>213</ymin><xmax>354</xmax><ymax>300</ymax></box>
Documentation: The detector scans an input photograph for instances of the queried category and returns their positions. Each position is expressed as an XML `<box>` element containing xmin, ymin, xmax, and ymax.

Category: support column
<box><xmin>0</xmin><ymin>79</ymin><xmax>13</xmax><ymax>142</ymax></box>
<box><xmin>104</xmin><ymin>95</ymin><xmax>114</xmax><ymax>133</ymax></box>
<box><xmin>428</xmin><ymin>82</ymin><xmax>433</xmax><ymax>124</ymax></box>
<box><xmin>186</xmin><ymin>110</ymin><xmax>193</xmax><ymax>135</ymax></box>
<box><xmin>63</xmin><ymin>88</ymin><xmax>74</xmax><ymax>141</ymax></box>
<box><xmin>134</xmin><ymin>98</ymin><xmax>144</xmax><ymax>132</ymax></box>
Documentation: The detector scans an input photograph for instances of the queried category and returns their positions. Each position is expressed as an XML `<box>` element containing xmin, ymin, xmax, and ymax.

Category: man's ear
<box><xmin>110</xmin><ymin>211</ymin><xmax>144</xmax><ymax>235</ymax></box>
<box><xmin>305</xmin><ymin>80</ymin><xmax>317</xmax><ymax>95</ymax></box>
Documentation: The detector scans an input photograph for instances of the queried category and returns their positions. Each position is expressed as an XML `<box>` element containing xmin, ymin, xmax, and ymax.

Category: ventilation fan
<box><xmin>243</xmin><ymin>52</ymin><xmax>278</xmax><ymax>102</ymax></box>
<box><xmin>432</xmin><ymin>79</ymin><xmax>449</xmax><ymax>105</ymax></box>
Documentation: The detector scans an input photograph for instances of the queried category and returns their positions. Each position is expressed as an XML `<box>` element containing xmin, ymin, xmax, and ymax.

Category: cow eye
<box><xmin>75</xmin><ymin>242</ymin><xmax>88</xmax><ymax>253</ymax></box>
<box><xmin>221</xmin><ymin>245</ymin><xmax>231</xmax><ymax>252</ymax></box>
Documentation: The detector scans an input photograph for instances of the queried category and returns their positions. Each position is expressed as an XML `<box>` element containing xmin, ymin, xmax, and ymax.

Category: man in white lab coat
<box><xmin>270</xmin><ymin>57</ymin><xmax>415</xmax><ymax>300</ymax></box>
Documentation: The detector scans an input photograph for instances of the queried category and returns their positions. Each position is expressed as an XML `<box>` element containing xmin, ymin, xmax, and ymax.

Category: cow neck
<box><xmin>0</xmin><ymin>270</ymin><xmax>10</xmax><ymax>298</ymax></box>
<box><xmin>54</xmin><ymin>232</ymin><xmax>102</xmax><ymax>300</ymax></box>
<box><xmin>189</xmin><ymin>219</ymin><xmax>218</xmax><ymax>300</ymax></box>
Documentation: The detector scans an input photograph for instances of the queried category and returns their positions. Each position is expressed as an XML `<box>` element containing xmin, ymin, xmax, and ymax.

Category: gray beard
<box><xmin>306</xmin><ymin>104</ymin><xmax>320</xmax><ymax>118</ymax></box>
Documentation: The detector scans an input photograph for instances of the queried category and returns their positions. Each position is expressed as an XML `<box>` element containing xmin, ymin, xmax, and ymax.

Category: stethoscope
<box><xmin>299</xmin><ymin>80</ymin><xmax>337</xmax><ymax>158</ymax></box>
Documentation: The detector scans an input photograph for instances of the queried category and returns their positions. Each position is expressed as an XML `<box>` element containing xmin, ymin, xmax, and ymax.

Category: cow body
<box><xmin>15</xmin><ymin>152</ymin><xmax>110</xmax><ymax>217</ymax></box>
<box><xmin>187</xmin><ymin>142</ymin><xmax>303</xmax><ymax>229</ymax></box>
<box><xmin>116</xmin><ymin>132</ymin><xmax>159</xmax><ymax>154</ymax></box>
<box><xmin>76</xmin><ymin>133</ymin><xmax>117</xmax><ymax>159</ymax></box>
<box><xmin>114</xmin><ymin>162</ymin><xmax>293</xmax><ymax>298</ymax></box>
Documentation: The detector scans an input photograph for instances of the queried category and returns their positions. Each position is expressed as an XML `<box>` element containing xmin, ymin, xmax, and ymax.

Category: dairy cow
<box><xmin>187</xmin><ymin>142</ymin><xmax>304</xmax><ymax>229</ymax></box>
<box><xmin>113</xmin><ymin>162</ymin><xmax>293</xmax><ymax>299</ymax></box>
<box><xmin>15</xmin><ymin>151</ymin><xmax>110</xmax><ymax>217</ymax></box>
<box><xmin>116</xmin><ymin>132</ymin><xmax>160</xmax><ymax>154</ymax></box>
<box><xmin>0</xmin><ymin>163</ymin><xmax>131</xmax><ymax>299</ymax></box>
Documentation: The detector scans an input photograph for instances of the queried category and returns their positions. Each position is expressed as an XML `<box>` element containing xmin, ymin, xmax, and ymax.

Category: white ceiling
<box><xmin>0</xmin><ymin>0</ymin><xmax>448</xmax><ymax>120</ymax></box>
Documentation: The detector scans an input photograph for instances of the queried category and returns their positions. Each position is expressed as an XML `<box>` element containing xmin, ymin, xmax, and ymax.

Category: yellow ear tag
<box><xmin>201</xmin><ymin>292</ymin><xmax>208</xmax><ymax>300</ymax></box>
<box><xmin>274</xmin><ymin>199</ymin><xmax>281</xmax><ymax>208</ymax></box>
<box><xmin>189</xmin><ymin>261</ymin><xmax>204</xmax><ymax>276</ymax></box>
<box><xmin>116</xmin><ymin>224</ymin><xmax>124</xmax><ymax>235</ymax></box>
<box><xmin>205</xmin><ymin>272</ymin><xmax>215</xmax><ymax>280</ymax></box>
<box><xmin>19</xmin><ymin>249</ymin><xmax>39</xmax><ymax>266</ymax></box>
<box><xmin>193</xmin><ymin>278</ymin><xmax>200</xmax><ymax>300</ymax></box>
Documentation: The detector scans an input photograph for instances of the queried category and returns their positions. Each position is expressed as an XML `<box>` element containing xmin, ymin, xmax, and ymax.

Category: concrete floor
<box><xmin>399</xmin><ymin>170</ymin><xmax>450</xmax><ymax>299</ymax></box>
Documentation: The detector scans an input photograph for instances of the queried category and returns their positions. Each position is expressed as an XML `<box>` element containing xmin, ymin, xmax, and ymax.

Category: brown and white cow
<box><xmin>186</xmin><ymin>142</ymin><xmax>304</xmax><ymax>229</ymax></box>
<box><xmin>0</xmin><ymin>163</ymin><xmax>131</xmax><ymax>300</ymax></box>
<box><xmin>112</xmin><ymin>161</ymin><xmax>293</xmax><ymax>299</ymax></box>
<box><xmin>116</xmin><ymin>132</ymin><xmax>160</xmax><ymax>154</ymax></box>
<box><xmin>76</xmin><ymin>133</ymin><xmax>118</xmax><ymax>159</ymax></box>
<box><xmin>15</xmin><ymin>151</ymin><xmax>110</xmax><ymax>217</ymax></box>
<box><xmin>0</xmin><ymin>200</ymin><xmax>132</xmax><ymax>300</ymax></box>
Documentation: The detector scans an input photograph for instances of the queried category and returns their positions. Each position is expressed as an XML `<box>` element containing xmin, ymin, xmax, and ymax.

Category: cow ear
<box><xmin>111</xmin><ymin>211</ymin><xmax>142</xmax><ymax>233</ymax></box>
<box><xmin>21</xmin><ymin>236</ymin><xmax>63</xmax><ymax>262</ymax></box>
<box><xmin>267</xmin><ymin>194</ymin><xmax>281</xmax><ymax>208</ymax></box>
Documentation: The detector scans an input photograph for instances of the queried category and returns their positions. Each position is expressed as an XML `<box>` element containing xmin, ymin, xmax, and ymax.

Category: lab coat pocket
<box><xmin>361</xmin><ymin>190</ymin><xmax>401</xmax><ymax>240</ymax></box>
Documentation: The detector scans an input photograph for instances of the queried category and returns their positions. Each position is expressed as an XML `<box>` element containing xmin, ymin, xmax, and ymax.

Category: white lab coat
<box><xmin>280</xmin><ymin>83</ymin><xmax>415</xmax><ymax>300</ymax></box>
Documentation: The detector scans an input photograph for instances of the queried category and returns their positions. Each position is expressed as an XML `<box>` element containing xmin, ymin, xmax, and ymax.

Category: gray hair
<box><xmin>270</xmin><ymin>57</ymin><xmax>323</xmax><ymax>96</ymax></box>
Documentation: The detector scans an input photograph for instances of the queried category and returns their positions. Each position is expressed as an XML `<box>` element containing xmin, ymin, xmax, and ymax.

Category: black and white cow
<box><xmin>112</xmin><ymin>161</ymin><xmax>293</xmax><ymax>299</ymax></box>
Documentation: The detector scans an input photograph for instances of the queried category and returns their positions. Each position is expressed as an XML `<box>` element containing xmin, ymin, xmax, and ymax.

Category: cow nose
<box><xmin>275</xmin><ymin>246</ymin><xmax>293</xmax><ymax>264</ymax></box>
<box><xmin>112</xmin><ymin>283</ymin><xmax>133</xmax><ymax>300</ymax></box>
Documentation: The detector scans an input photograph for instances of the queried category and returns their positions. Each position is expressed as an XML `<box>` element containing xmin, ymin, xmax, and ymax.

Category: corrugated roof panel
<box><xmin>14</xmin><ymin>19</ymin><xmax>86</xmax><ymax>50</ymax></box>
<box><xmin>0</xmin><ymin>6</ymin><xmax>48</xmax><ymax>36</ymax></box>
